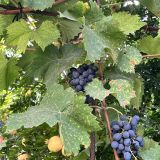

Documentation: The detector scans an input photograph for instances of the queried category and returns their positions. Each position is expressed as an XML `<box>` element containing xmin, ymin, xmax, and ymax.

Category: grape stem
<box><xmin>130</xmin><ymin>149</ymin><xmax>138</xmax><ymax>160</ymax></box>
<box><xmin>107</xmin><ymin>107</ymin><xmax>123</xmax><ymax>115</ymax></box>
<box><xmin>98</xmin><ymin>62</ymin><xmax>120</xmax><ymax>160</ymax></box>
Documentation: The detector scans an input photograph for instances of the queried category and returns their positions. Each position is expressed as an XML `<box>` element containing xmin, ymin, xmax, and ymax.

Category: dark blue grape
<box><xmin>87</xmin><ymin>68</ymin><xmax>94</xmax><ymax>74</ymax></box>
<box><xmin>120</xmin><ymin>115</ymin><xmax>127</xmax><ymax>121</ymax></box>
<box><xmin>128</xmin><ymin>130</ymin><xmax>135</xmax><ymax>138</ymax></box>
<box><xmin>124</xmin><ymin>139</ymin><xmax>131</xmax><ymax>146</ymax></box>
<box><xmin>134</xmin><ymin>141</ymin><xmax>140</xmax><ymax>149</ymax></box>
<box><xmin>125</xmin><ymin>146</ymin><xmax>130</xmax><ymax>152</ymax></box>
<box><xmin>123</xmin><ymin>131</ymin><xmax>130</xmax><ymax>138</ymax></box>
<box><xmin>88</xmin><ymin>74</ymin><xmax>94</xmax><ymax>81</ymax></box>
<box><xmin>123</xmin><ymin>123</ymin><xmax>131</xmax><ymax>131</ymax></box>
<box><xmin>136</xmin><ymin>136</ymin><xmax>143</xmax><ymax>143</ymax></box>
<box><xmin>72</xmin><ymin>71</ymin><xmax>80</xmax><ymax>78</ymax></box>
<box><xmin>75</xmin><ymin>85</ymin><xmax>83</xmax><ymax>92</ymax></box>
<box><xmin>118</xmin><ymin>121</ymin><xmax>124</xmax><ymax>127</ymax></box>
<box><xmin>70</xmin><ymin>67</ymin><xmax>77</xmax><ymax>72</ymax></box>
<box><xmin>79</xmin><ymin>75</ymin><xmax>84</xmax><ymax>79</ymax></box>
<box><xmin>111</xmin><ymin>121</ymin><xmax>118</xmax><ymax>127</ymax></box>
<box><xmin>70</xmin><ymin>78</ymin><xmax>79</xmax><ymax>86</ymax></box>
<box><xmin>131</xmin><ymin>117</ymin><xmax>138</xmax><ymax>126</ymax></box>
<box><xmin>82</xmin><ymin>64</ymin><xmax>88</xmax><ymax>70</ymax></box>
<box><xmin>123</xmin><ymin>152</ymin><xmax>131</xmax><ymax>160</ymax></box>
<box><xmin>111</xmin><ymin>141</ymin><xmax>119</xmax><ymax>149</ymax></box>
<box><xmin>140</xmin><ymin>140</ymin><xmax>144</xmax><ymax>147</ymax></box>
<box><xmin>112</xmin><ymin>124</ymin><xmax>120</xmax><ymax>131</ymax></box>
<box><xmin>79</xmin><ymin>79</ymin><xmax>86</xmax><ymax>86</ymax></box>
<box><xmin>85</xmin><ymin>95</ymin><xmax>94</xmax><ymax>104</ymax></box>
<box><xmin>118</xmin><ymin>144</ymin><xmax>124</xmax><ymax>150</ymax></box>
<box><xmin>113</xmin><ymin>133</ymin><xmax>122</xmax><ymax>141</ymax></box>
<box><xmin>133</xmin><ymin>115</ymin><xmax>140</xmax><ymax>121</ymax></box>
<box><xmin>83</xmin><ymin>71</ymin><xmax>89</xmax><ymax>78</ymax></box>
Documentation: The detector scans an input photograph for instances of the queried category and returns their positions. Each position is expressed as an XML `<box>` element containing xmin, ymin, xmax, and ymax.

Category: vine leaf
<box><xmin>95</xmin><ymin>17</ymin><xmax>126</xmax><ymax>62</ymax></box>
<box><xmin>6</xmin><ymin>84</ymin><xmax>100</xmax><ymax>156</ymax></box>
<box><xmin>7</xmin><ymin>20</ymin><xmax>60</xmax><ymax>52</ymax></box>
<box><xmin>139</xmin><ymin>138</ymin><xmax>160</xmax><ymax>160</ymax></box>
<box><xmin>130</xmin><ymin>76</ymin><xmax>144</xmax><ymax>109</ymax></box>
<box><xmin>0</xmin><ymin>15</ymin><xmax>13</xmax><ymax>35</ymax></box>
<box><xmin>85</xmin><ymin>78</ymin><xmax>110</xmax><ymax>101</ymax></box>
<box><xmin>0</xmin><ymin>52</ymin><xmax>20</xmax><ymax>90</ymax></box>
<box><xmin>140</xmin><ymin>0</ymin><xmax>160</xmax><ymax>17</ymax></box>
<box><xmin>83</xmin><ymin>26</ymin><xmax>106</xmax><ymax>62</ymax></box>
<box><xmin>85</xmin><ymin>1</ymin><xmax>105</xmax><ymax>24</ymax></box>
<box><xmin>137</xmin><ymin>36</ymin><xmax>160</xmax><ymax>55</ymax></box>
<box><xmin>58</xmin><ymin>19</ymin><xmax>82</xmax><ymax>42</ymax></box>
<box><xmin>112</xmin><ymin>12</ymin><xmax>146</xmax><ymax>35</ymax></box>
<box><xmin>109</xmin><ymin>79</ymin><xmax>136</xmax><ymax>107</ymax></box>
<box><xmin>21</xmin><ymin>0</ymin><xmax>54</xmax><ymax>10</ymax></box>
<box><xmin>18</xmin><ymin>44</ymin><xmax>84</xmax><ymax>88</ymax></box>
<box><xmin>117</xmin><ymin>46</ymin><xmax>142</xmax><ymax>73</ymax></box>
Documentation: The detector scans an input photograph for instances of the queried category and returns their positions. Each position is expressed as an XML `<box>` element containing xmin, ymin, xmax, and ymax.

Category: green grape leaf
<box><xmin>6</xmin><ymin>84</ymin><xmax>100</xmax><ymax>155</ymax></box>
<box><xmin>0</xmin><ymin>15</ymin><xmax>13</xmax><ymax>35</ymax></box>
<box><xmin>85</xmin><ymin>1</ymin><xmax>104</xmax><ymax>24</ymax></box>
<box><xmin>109</xmin><ymin>79</ymin><xmax>136</xmax><ymax>107</ymax></box>
<box><xmin>139</xmin><ymin>138</ymin><xmax>160</xmax><ymax>160</ymax></box>
<box><xmin>83</xmin><ymin>26</ymin><xmax>106</xmax><ymax>62</ymax></box>
<box><xmin>7</xmin><ymin>20</ymin><xmax>60</xmax><ymax>53</ymax></box>
<box><xmin>6</xmin><ymin>20</ymin><xmax>32</xmax><ymax>53</ymax></box>
<box><xmin>130</xmin><ymin>76</ymin><xmax>144</xmax><ymax>109</ymax></box>
<box><xmin>117</xmin><ymin>46</ymin><xmax>142</xmax><ymax>73</ymax></box>
<box><xmin>85</xmin><ymin>78</ymin><xmax>110</xmax><ymax>101</ymax></box>
<box><xmin>21</xmin><ymin>0</ymin><xmax>54</xmax><ymax>10</ymax></box>
<box><xmin>18</xmin><ymin>44</ymin><xmax>84</xmax><ymax>88</ymax></box>
<box><xmin>95</xmin><ymin>17</ymin><xmax>126</xmax><ymax>62</ymax></box>
<box><xmin>0</xmin><ymin>52</ymin><xmax>20</xmax><ymax>90</ymax></box>
<box><xmin>58</xmin><ymin>19</ymin><xmax>82</xmax><ymax>42</ymax></box>
<box><xmin>33</xmin><ymin>21</ymin><xmax>60</xmax><ymax>51</ymax></box>
<box><xmin>140</xmin><ymin>0</ymin><xmax>160</xmax><ymax>17</ymax></box>
<box><xmin>112</xmin><ymin>12</ymin><xmax>146</xmax><ymax>35</ymax></box>
<box><xmin>137</xmin><ymin>36</ymin><xmax>160</xmax><ymax>55</ymax></box>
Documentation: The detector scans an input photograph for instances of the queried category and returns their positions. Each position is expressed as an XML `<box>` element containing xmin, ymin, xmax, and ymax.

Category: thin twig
<box><xmin>98</xmin><ymin>62</ymin><xmax>119</xmax><ymax>160</ymax></box>
<box><xmin>90</xmin><ymin>132</ymin><xmax>96</xmax><ymax>160</ymax></box>
<box><xmin>143</xmin><ymin>54</ymin><xmax>160</xmax><ymax>58</ymax></box>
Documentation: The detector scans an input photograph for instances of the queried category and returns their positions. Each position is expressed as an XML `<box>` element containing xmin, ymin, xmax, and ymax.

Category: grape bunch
<box><xmin>68</xmin><ymin>64</ymin><xmax>97</xmax><ymax>92</ymax></box>
<box><xmin>111</xmin><ymin>115</ymin><xmax>144</xmax><ymax>160</ymax></box>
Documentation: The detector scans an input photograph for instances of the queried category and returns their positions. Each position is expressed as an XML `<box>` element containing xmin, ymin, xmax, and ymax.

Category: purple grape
<box><xmin>120</xmin><ymin>115</ymin><xmax>127</xmax><ymax>121</ymax></box>
<box><xmin>79</xmin><ymin>75</ymin><xmax>84</xmax><ymax>79</ymax></box>
<box><xmin>124</xmin><ymin>139</ymin><xmax>131</xmax><ymax>146</ymax></box>
<box><xmin>128</xmin><ymin>130</ymin><xmax>135</xmax><ymax>138</ymax></box>
<box><xmin>75</xmin><ymin>85</ymin><xmax>83</xmax><ymax>92</ymax></box>
<box><xmin>118</xmin><ymin>121</ymin><xmax>124</xmax><ymax>127</ymax></box>
<box><xmin>133</xmin><ymin>115</ymin><xmax>140</xmax><ymax>121</ymax></box>
<box><xmin>131</xmin><ymin>117</ymin><xmax>138</xmax><ymax>126</ymax></box>
<box><xmin>72</xmin><ymin>71</ymin><xmax>79</xmax><ymax>78</ymax></box>
<box><xmin>79</xmin><ymin>79</ymin><xmax>86</xmax><ymax>86</ymax></box>
<box><xmin>134</xmin><ymin>141</ymin><xmax>140</xmax><ymax>149</ymax></box>
<box><xmin>113</xmin><ymin>133</ymin><xmax>122</xmax><ymax>141</ymax></box>
<box><xmin>124</xmin><ymin>123</ymin><xmax>131</xmax><ymax>131</ymax></box>
<box><xmin>71</xmin><ymin>78</ymin><xmax>79</xmax><ymax>85</ymax></box>
<box><xmin>87</xmin><ymin>68</ymin><xmax>93</xmax><ymax>74</ymax></box>
<box><xmin>140</xmin><ymin>140</ymin><xmax>144</xmax><ymax>147</ymax></box>
<box><xmin>112</xmin><ymin>125</ymin><xmax>120</xmax><ymax>131</ymax></box>
<box><xmin>82</xmin><ymin>71</ymin><xmax>89</xmax><ymax>77</ymax></box>
<box><xmin>123</xmin><ymin>152</ymin><xmax>131</xmax><ymax>160</ymax></box>
<box><xmin>118</xmin><ymin>144</ymin><xmax>124</xmax><ymax>150</ymax></box>
<box><xmin>111</xmin><ymin>121</ymin><xmax>118</xmax><ymax>127</ymax></box>
<box><xmin>136</xmin><ymin>136</ymin><xmax>143</xmax><ymax>143</ymax></box>
<box><xmin>125</xmin><ymin>146</ymin><xmax>130</xmax><ymax>152</ymax></box>
<box><xmin>85</xmin><ymin>95</ymin><xmax>94</xmax><ymax>104</ymax></box>
<box><xmin>111</xmin><ymin>141</ymin><xmax>119</xmax><ymax>149</ymax></box>
<box><xmin>123</xmin><ymin>131</ymin><xmax>130</xmax><ymax>138</ymax></box>
<box><xmin>88</xmin><ymin>74</ymin><xmax>94</xmax><ymax>81</ymax></box>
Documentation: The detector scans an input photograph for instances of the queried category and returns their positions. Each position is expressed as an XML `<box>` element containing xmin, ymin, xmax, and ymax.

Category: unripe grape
<box><xmin>47</xmin><ymin>136</ymin><xmax>63</xmax><ymax>152</ymax></box>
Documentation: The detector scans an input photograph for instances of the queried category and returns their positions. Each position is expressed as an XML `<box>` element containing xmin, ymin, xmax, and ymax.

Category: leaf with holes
<box><xmin>85</xmin><ymin>78</ymin><xmax>110</xmax><ymax>101</ymax></box>
<box><xmin>6</xmin><ymin>83</ymin><xmax>100</xmax><ymax>155</ymax></box>
<box><xmin>109</xmin><ymin>79</ymin><xmax>136</xmax><ymax>107</ymax></box>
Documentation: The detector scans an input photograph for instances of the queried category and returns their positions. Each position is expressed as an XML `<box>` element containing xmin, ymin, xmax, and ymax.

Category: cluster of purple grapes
<box><xmin>69</xmin><ymin>64</ymin><xmax>97</xmax><ymax>92</ymax></box>
<box><xmin>111</xmin><ymin>115</ymin><xmax>144</xmax><ymax>160</ymax></box>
